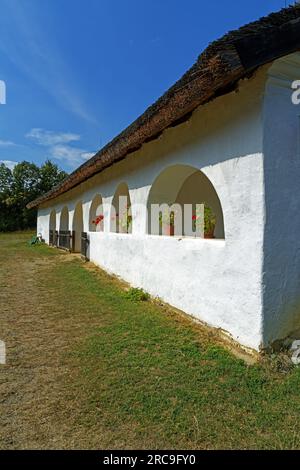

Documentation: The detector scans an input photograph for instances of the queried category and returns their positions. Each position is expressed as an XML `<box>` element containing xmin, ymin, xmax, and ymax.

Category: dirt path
<box><xmin>0</xmin><ymin>233</ymin><xmax>99</xmax><ymax>449</ymax></box>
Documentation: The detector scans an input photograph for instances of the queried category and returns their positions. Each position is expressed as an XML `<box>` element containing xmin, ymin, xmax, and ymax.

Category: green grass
<box><xmin>1</xmin><ymin>231</ymin><xmax>300</xmax><ymax>449</ymax></box>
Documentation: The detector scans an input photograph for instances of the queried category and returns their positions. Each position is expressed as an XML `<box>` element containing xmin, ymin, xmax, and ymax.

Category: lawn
<box><xmin>0</xmin><ymin>231</ymin><xmax>300</xmax><ymax>449</ymax></box>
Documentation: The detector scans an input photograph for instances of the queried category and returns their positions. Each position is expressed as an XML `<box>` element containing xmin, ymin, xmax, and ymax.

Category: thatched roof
<box><xmin>28</xmin><ymin>5</ymin><xmax>300</xmax><ymax>209</ymax></box>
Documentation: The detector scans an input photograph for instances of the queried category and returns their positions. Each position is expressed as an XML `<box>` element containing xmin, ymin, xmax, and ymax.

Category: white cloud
<box><xmin>50</xmin><ymin>145</ymin><xmax>93</xmax><ymax>167</ymax></box>
<box><xmin>0</xmin><ymin>139</ymin><xmax>16</xmax><ymax>147</ymax></box>
<box><xmin>0</xmin><ymin>160</ymin><xmax>18</xmax><ymax>170</ymax></box>
<box><xmin>26</xmin><ymin>128</ymin><xmax>95</xmax><ymax>169</ymax></box>
<box><xmin>26</xmin><ymin>128</ymin><xmax>80</xmax><ymax>146</ymax></box>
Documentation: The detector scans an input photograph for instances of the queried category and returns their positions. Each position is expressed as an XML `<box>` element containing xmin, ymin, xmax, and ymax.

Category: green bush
<box><xmin>125</xmin><ymin>287</ymin><xmax>150</xmax><ymax>302</ymax></box>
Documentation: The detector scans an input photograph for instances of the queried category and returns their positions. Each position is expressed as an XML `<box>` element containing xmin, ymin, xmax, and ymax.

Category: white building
<box><xmin>29</xmin><ymin>6</ymin><xmax>300</xmax><ymax>352</ymax></box>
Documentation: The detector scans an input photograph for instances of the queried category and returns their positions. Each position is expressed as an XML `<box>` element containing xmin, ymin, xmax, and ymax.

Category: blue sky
<box><xmin>0</xmin><ymin>0</ymin><xmax>287</xmax><ymax>172</ymax></box>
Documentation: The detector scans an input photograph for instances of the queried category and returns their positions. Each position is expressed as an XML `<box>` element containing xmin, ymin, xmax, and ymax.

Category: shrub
<box><xmin>125</xmin><ymin>287</ymin><xmax>150</xmax><ymax>302</ymax></box>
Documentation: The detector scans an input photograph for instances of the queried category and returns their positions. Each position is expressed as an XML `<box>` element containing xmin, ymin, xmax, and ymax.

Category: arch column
<box><xmin>56</xmin><ymin>211</ymin><xmax>60</xmax><ymax>232</ymax></box>
<box><xmin>130</xmin><ymin>187</ymin><xmax>150</xmax><ymax>235</ymax></box>
<box><xmin>111</xmin><ymin>183</ymin><xmax>132</xmax><ymax>234</ymax></box>
<box><xmin>103</xmin><ymin>196</ymin><xmax>113</xmax><ymax>233</ymax></box>
<box><xmin>82</xmin><ymin>201</ymin><xmax>90</xmax><ymax>233</ymax></box>
<box><xmin>72</xmin><ymin>202</ymin><xmax>84</xmax><ymax>252</ymax></box>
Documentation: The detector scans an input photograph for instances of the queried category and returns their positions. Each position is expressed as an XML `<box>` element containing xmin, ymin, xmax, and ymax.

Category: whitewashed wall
<box><xmin>262</xmin><ymin>53</ymin><xmax>300</xmax><ymax>346</ymax></box>
<box><xmin>37</xmin><ymin>66</ymin><xmax>267</xmax><ymax>350</ymax></box>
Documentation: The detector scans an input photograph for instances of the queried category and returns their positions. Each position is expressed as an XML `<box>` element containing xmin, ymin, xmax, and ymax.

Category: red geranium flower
<box><xmin>93</xmin><ymin>214</ymin><xmax>104</xmax><ymax>225</ymax></box>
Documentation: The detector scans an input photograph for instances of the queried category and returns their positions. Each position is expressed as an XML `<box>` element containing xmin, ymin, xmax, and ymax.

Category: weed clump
<box><xmin>125</xmin><ymin>287</ymin><xmax>150</xmax><ymax>302</ymax></box>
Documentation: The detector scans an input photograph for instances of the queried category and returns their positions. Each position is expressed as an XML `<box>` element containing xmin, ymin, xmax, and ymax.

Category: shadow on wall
<box><xmin>262</xmin><ymin>71</ymin><xmax>300</xmax><ymax>347</ymax></box>
<box><xmin>262</xmin><ymin>173</ymin><xmax>300</xmax><ymax>346</ymax></box>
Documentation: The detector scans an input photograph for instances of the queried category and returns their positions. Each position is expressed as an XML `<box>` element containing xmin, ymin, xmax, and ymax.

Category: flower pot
<box><xmin>166</xmin><ymin>225</ymin><xmax>174</xmax><ymax>236</ymax></box>
<box><xmin>204</xmin><ymin>230</ymin><xmax>215</xmax><ymax>239</ymax></box>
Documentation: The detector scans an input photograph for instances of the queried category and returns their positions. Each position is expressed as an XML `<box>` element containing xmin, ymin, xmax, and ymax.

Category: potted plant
<box><xmin>159</xmin><ymin>211</ymin><xmax>176</xmax><ymax>236</ymax></box>
<box><xmin>204</xmin><ymin>206</ymin><xmax>216</xmax><ymax>238</ymax></box>
<box><xmin>92</xmin><ymin>214</ymin><xmax>104</xmax><ymax>230</ymax></box>
<box><xmin>192</xmin><ymin>205</ymin><xmax>216</xmax><ymax>238</ymax></box>
<box><xmin>119</xmin><ymin>205</ymin><xmax>132</xmax><ymax>233</ymax></box>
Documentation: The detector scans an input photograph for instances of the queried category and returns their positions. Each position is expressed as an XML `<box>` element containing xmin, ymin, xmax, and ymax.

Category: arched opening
<box><xmin>49</xmin><ymin>209</ymin><xmax>56</xmax><ymax>245</ymax></box>
<box><xmin>49</xmin><ymin>209</ymin><xmax>56</xmax><ymax>231</ymax></box>
<box><xmin>147</xmin><ymin>165</ymin><xmax>225</xmax><ymax>239</ymax></box>
<box><xmin>89</xmin><ymin>194</ymin><xmax>104</xmax><ymax>232</ymax></box>
<box><xmin>111</xmin><ymin>183</ymin><xmax>132</xmax><ymax>234</ymax></box>
<box><xmin>72</xmin><ymin>201</ymin><xmax>84</xmax><ymax>252</ymax></box>
<box><xmin>59</xmin><ymin>206</ymin><xmax>69</xmax><ymax>231</ymax></box>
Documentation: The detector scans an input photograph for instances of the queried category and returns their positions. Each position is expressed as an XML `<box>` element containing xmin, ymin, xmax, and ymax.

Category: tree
<box><xmin>0</xmin><ymin>160</ymin><xmax>68</xmax><ymax>232</ymax></box>
<box><xmin>0</xmin><ymin>164</ymin><xmax>14</xmax><ymax>231</ymax></box>
<box><xmin>0</xmin><ymin>163</ymin><xmax>12</xmax><ymax>194</ymax></box>
<box><xmin>10</xmin><ymin>162</ymin><xmax>40</xmax><ymax>229</ymax></box>
<box><xmin>38</xmin><ymin>160</ymin><xmax>67</xmax><ymax>194</ymax></box>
